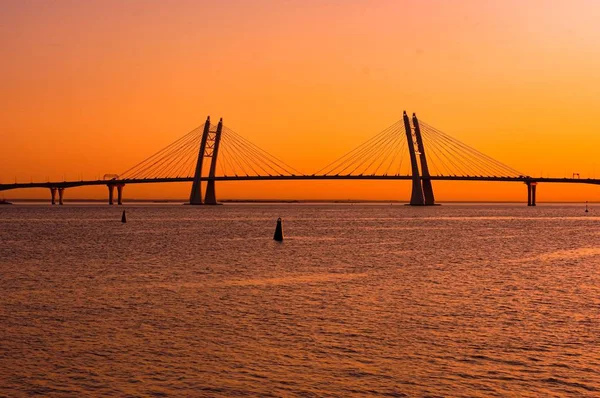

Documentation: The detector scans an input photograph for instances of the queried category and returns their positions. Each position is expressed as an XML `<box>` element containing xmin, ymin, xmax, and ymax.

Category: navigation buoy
<box><xmin>585</xmin><ymin>201</ymin><xmax>589</xmax><ymax>213</ymax></box>
<box><xmin>121</xmin><ymin>210</ymin><xmax>127</xmax><ymax>223</ymax></box>
<box><xmin>273</xmin><ymin>217</ymin><xmax>283</xmax><ymax>241</ymax></box>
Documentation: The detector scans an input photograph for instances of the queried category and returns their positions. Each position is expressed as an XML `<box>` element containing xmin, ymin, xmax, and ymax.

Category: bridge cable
<box><xmin>421</xmin><ymin>128</ymin><xmax>480</xmax><ymax>176</ymax></box>
<box><xmin>419</xmin><ymin>121</ymin><xmax>522</xmax><ymax>177</ymax></box>
<box><xmin>157</xmin><ymin>135</ymin><xmax>202</xmax><ymax>178</ymax></box>
<box><xmin>356</xmin><ymin>127</ymin><xmax>403</xmax><ymax>175</ymax></box>
<box><xmin>220</xmin><ymin>140</ymin><xmax>249</xmax><ymax>176</ymax></box>
<box><xmin>374</xmin><ymin>131</ymin><xmax>404</xmax><ymax>175</ymax></box>
<box><xmin>320</xmin><ymin>121</ymin><xmax>403</xmax><ymax>176</ymax></box>
<box><xmin>328</xmin><ymin>122</ymin><xmax>403</xmax><ymax>176</ymax></box>
<box><xmin>336</xmin><ymin>128</ymin><xmax>398</xmax><ymax>175</ymax></box>
<box><xmin>221</xmin><ymin>131</ymin><xmax>269</xmax><ymax>176</ymax></box>
<box><xmin>119</xmin><ymin>125</ymin><xmax>204</xmax><ymax>179</ymax></box>
<box><xmin>136</xmin><ymin>132</ymin><xmax>201</xmax><ymax>179</ymax></box>
<box><xmin>222</xmin><ymin>126</ymin><xmax>302</xmax><ymax>176</ymax></box>
<box><xmin>222</xmin><ymin>130</ymin><xmax>288</xmax><ymax>176</ymax></box>
<box><xmin>121</xmin><ymin>127</ymin><xmax>203</xmax><ymax>179</ymax></box>
<box><xmin>421</xmin><ymin>126</ymin><xmax>504</xmax><ymax>176</ymax></box>
<box><xmin>422</xmin><ymin>122</ymin><xmax>521</xmax><ymax>176</ymax></box>
<box><xmin>314</xmin><ymin>120</ymin><xmax>402</xmax><ymax>175</ymax></box>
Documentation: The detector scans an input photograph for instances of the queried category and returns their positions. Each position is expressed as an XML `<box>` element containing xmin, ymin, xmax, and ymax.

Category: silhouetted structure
<box><xmin>412</xmin><ymin>113</ymin><xmax>435</xmax><ymax>205</ymax></box>
<box><xmin>273</xmin><ymin>218</ymin><xmax>283</xmax><ymax>241</ymax></box>
<box><xmin>116</xmin><ymin>184</ymin><xmax>124</xmax><ymax>205</ymax></box>
<box><xmin>403</xmin><ymin>111</ymin><xmax>425</xmax><ymax>205</ymax></box>
<box><xmin>204</xmin><ymin>118</ymin><xmax>224</xmax><ymax>205</ymax></box>
<box><xmin>526</xmin><ymin>182</ymin><xmax>538</xmax><ymax>206</ymax></box>
<box><xmin>189</xmin><ymin>117</ymin><xmax>211</xmax><ymax>205</ymax></box>
<box><xmin>3</xmin><ymin>111</ymin><xmax>599</xmax><ymax>206</ymax></box>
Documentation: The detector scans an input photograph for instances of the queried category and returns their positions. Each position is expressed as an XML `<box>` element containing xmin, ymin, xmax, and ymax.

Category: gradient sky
<box><xmin>1</xmin><ymin>0</ymin><xmax>600</xmax><ymax>201</ymax></box>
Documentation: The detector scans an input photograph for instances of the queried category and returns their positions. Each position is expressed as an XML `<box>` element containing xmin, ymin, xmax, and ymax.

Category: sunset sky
<box><xmin>1</xmin><ymin>0</ymin><xmax>600</xmax><ymax>201</ymax></box>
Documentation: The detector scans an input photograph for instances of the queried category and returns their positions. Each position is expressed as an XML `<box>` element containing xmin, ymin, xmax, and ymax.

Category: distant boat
<box><xmin>0</xmin><ymin>199</ymin><xmax>12</xmax><ymax>205</ymax></box>
<box><xmin>585</xmin><ymin>201</ymin><xmax>589</xmax><ymax>213</ymax></box>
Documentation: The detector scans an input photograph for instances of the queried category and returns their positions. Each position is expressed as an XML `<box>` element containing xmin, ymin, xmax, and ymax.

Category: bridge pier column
<box><xmin>526</xmin><ymin>182</ymin><xmax>537</xmax><ymax>206</ymax></box>
<box><xmin>117</xmin><ymin>184</ymin><xmax>125</xmax><ymax>205</ymax></box>
<box><xmin>58</xmin><ymin>188</ymin><xmax>65</xmax><ymax>205</ymax></box>
<box><xmin>50</xmin><ymin>187</ymin><xmax>57</xmax><ymax>205</ymax></box>
<box><xmin>107</xmin><ymin>184</ymin><xmax>115</xmax><ymax>205</ymax></box>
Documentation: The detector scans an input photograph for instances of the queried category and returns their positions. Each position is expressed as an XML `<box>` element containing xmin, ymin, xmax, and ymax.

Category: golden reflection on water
<box><xmin>1</xmin><ymin>204</ymin><xmax>599</xmax><ymax>396</ymax></box>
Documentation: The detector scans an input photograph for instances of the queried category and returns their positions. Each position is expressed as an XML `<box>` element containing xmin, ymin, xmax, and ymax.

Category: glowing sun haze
<box><xmin>1</xmin><ymin>0</ymin><xmax>599</xmax><ymax>201</ymax></box>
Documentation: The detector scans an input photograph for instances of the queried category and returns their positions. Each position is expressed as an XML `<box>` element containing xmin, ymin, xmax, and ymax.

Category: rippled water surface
<box><xmin>1</xmin><ymin>203</ymin><xmax>599</xmax><ymax>396</ymax></box>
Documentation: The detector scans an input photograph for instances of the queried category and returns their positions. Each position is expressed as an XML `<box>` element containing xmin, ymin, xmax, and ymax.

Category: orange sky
<box><xmin>1</xmin><ymin>0</ymin><xmax>600</xmax><ymax>201</ymax></box>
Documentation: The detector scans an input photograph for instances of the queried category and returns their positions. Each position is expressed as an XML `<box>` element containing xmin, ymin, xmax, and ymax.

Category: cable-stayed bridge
<box><xmin>2</xmin><ymin>112</ymin><xmax>598</xmax><ymax>206</ymax></box>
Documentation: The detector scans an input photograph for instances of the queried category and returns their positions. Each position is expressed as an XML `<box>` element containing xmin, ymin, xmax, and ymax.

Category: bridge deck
<box><xmin>1</xmin><ymin>175</ymin><xmax>599</xmax><ymax>191</ymax></box>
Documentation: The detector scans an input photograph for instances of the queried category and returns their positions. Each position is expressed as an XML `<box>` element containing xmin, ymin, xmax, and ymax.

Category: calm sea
<box><xmin>1</xmin><ymin>203</ymin><xmax>599</xmax><ymax>397</ymax></box>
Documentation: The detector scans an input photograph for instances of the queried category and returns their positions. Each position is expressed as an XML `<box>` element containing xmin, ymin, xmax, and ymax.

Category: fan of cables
<box><xmin>119</xmin><ymin>124</ymin><xmax>205</xmax><ymax>180</ymax></box>
<box><xmin>314</xmin><ymin>120</ymin><xmax>412</xmax><ymax>176</ymax></box>
<box><xmin>218</xmin><ymin>126</ymin><xmax>301</xmax><ymax>177</ymax></box>
<box><xmin>418</xmin><ymin>120</ymin><xmax>523</xmax><ymax>178</ymax></box>
<box><xmin>119</xmin><ymin>122</ymin><xmax>301</xmax><ymax>180</ymax></box>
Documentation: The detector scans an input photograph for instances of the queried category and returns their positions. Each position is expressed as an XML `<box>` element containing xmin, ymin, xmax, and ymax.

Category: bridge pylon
<box><xmin>412</xmin><ymin>113</ymin><xmax>436</xmax><ymax>205</ymax></box>
<box><xmin>204</xmin><ymin>118</ymin><xmax>224</xmax><ymax>205</ymax></box>
<box><xmin>403</xmin><ymin>111</ymin><xmax>425</xmax><ymax>205</ymax></box>
<box><xmin>189</xmin><ymin>116</ymin><xmax>212</xmax><ymax>205</ymax></box>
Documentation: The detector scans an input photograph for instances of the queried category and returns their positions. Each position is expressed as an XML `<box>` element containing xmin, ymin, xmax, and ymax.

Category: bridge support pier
<box><xmin>117</xmin><ymin>184</ymin><xmax>124</xmax><ymax>205</ymax></box>
<box><xmin>108</xmin><ymin>184</ymin><xmax>115</xmax><ymax>205</ymax></box>
<box><xmin>403</xmin><ymin>111</ymin><xmax>425</xmax><ymax>205</ymax></box>
<box><xmin>526</xmin><ymin>182</ymin><xmax>537</xmax><ymax>206</ymax></box>
<box><xmin>50</xmin><ymin>187</ymin><xmax>57</xmax><ymax>205</ymax></box>
<box><xmin>58</xmin><ymin>188</ymin><xmax>65</xmax><ymax>205</ymax></box>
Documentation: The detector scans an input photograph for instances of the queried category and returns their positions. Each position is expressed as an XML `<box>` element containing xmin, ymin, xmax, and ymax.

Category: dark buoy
<box><xmin>121</xmin><ymin>210</ymin><xmax>127</xmax><ymax>223</ymax></box>
<box><xmin>585</xmin><ymin>201</ymin><xmax>589</xmax><ymax>213</ymax></box>
<box><xmin>273</xmin><ymin>217</ymin><xmax>283</xmax><ymax>241</ymax></box>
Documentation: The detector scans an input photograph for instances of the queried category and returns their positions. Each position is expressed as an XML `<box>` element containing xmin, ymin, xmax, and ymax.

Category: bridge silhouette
<box><xmin>2</xmin><ymin>112</ymin><xmax>598</xmax><ymax>206</ymax></box>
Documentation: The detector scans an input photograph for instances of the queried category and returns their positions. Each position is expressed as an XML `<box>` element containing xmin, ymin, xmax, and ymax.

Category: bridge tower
<box><xmin>204</xmin><ymin>118</ymin><xmax>224</xmax><ymax>205</ymax></box>
<box><xmin>189</xmin><ymin>116</ymin><xmax>212</xmax><ymax>205</ymax></box>
<box><xmin>403</xmin><ymin>111</ymin><xmax>425</xmax><ymax>205</ymax></box>
<box><xmin>412</xmin><ymin>113</ymin><xmax>436</xmax><ymax>205</ymax></box>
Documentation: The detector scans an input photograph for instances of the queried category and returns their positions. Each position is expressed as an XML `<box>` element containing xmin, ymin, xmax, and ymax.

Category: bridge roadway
<box><xmin>2</xmin><ymin>175</ymin><xmax>600</xmax><ymax>191</ymax></box>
